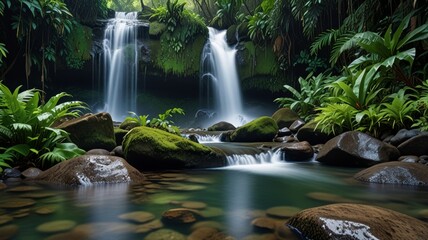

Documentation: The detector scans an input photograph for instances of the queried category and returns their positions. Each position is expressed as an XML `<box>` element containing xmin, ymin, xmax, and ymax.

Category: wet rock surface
<box><xmin>287</xmin><ymin>203</ymin><xmax>428</xmax><ymax>240</ymax></box>
<box><xmin>279</xmin><ymin>141</ymin><xmax>314</xmax><ymax>161</ymax></box>
<box><xmin>208</xmin><ymin>121</ymin><xmax>236</xmax><ymax>131</ymax></box>
<box><xmin>397</xmin><ymin>133</ymin><xmax>428</xmax><ymax>156</ymax></box>
<box><xmin>57</xmin><ymin>112</ymin><xmax>116</xmax><ymax>151</ymax></box>
<box><xmin>316</xmin><ymin>131</ymin><xmax>400</xmax><ymax>167</ymax></box>
<box><xmin>271</xmin><ymin>108</ymin><xmax>300</xmax><ymax>129</ymax></box>
<box><xmin>229</xmin><ymin>116</ymin><xmax>278</xmax><ymax>142</ymax></box>
<box><xmin>296</xmin><ymin>121</ymin><xmax>333</xmax><ymax>145</ymax></box>
<box><xmin>354</xmin><ymin>162</ymin><xmax>428</xmax><ymax>185</ymax></box>
<box><xmin>34</xmin><ymin>155</ymin><xmax>145</xmax><ymax>185</ymax></box>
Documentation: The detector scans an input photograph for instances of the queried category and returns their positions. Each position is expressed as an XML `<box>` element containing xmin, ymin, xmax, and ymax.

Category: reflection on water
<box><xmin>0</xmin><ymin>163</ymin><xmax>427</xmax><ymax>239</ymax></box>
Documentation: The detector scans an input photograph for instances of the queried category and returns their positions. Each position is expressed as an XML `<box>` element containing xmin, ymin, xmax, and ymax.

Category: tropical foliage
<box><xmin>0</xmin><ymin>83</ymin><xmax>86</xmax><ymax>172</ymax></box>
<box><xmin>125</xmin><ymin>108</ymin><xmax>185</xmax><ymax>134</ymax></box>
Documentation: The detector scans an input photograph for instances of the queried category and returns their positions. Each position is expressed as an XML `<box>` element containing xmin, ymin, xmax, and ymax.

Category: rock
<box><xmin>397</xmin><ymin>133</ymin><xmax>428</xmax><ymax>156</ymax></box>
<box><xmin>389</xmin><ymin>129</ymin><xmax>421</xmax><ymax>146</ymax></box>
<box><xmin>287</xmin><ymin>203</ymin><xmax>428</xmax><ymax>240</ymax></box>
<box><xmin>181</xmin><ymin>201</ymin><xmax>207</xmax><ymax>210</ymax></box>
<box><xmin>354</xmin><ymin>162</ymin><xmax>428</xmax><ymax>185</ymax></box>
<box><xmin>226</xmin><ymin>25</ymin><xmax>238</xmax><ymax>45</ymax></box>
<box><xmin>399</xmin><ymin>155</ymin><xmax>419</xmax><ymax>163</ymax></box>
<box><xmin>162</xmin><ymin>208</ymin><xmax>203</xmax><ymax>224</ymax></box>
<box><xmin>119</xmin><ymin>119</ymin><xmax>140</xmax><ymax>130</ymax></box>
<box><xmin>123</xmin><ymin>127</ymin><xmax>225</xmax><ymax>169</ymax></box>
<box><xmin>114</xmin><ymin>127</ymin><xmax>129</xmax><ymax>146</ymax></box>
<box><xmin>316</xmin><ymin>131</ymin><xmax>400</xmax><ymax>167</ymax></box>
<box><xmin>3</xmin><ymin>168</ymin><xmax>21</xmax><ymax>178</ymax></box>
<box><xmin>289</xmin><ymin>119</ymin><xmax>305</xmax><ymax>132</ymax></box>
<box><xmin>208</xmin><ymin>121</ymin><xmax>236</xmax><ymax>131</ymax></box>
<box><xmin>266</xmin><ymin>206</ymin><xmax>301</xmax><ymax>219</ymax></box>
<box><xmin>187</xmin><ymin>134</ymin><xmax>199</xmax><ymax>143</ymax></box>
<box><xmin>134</xmin><ymin>219</ymin><xmax>163</xmax><ymax>233</ymax></box>
<box><xmin>251</xmin><ymin>217</ymin><xmax>276</xmax><ymax>231</ymax></box>
<box><xmin>277</xmin><ymin>127</ymin><xmax>292</xmax><ymax>137</ymax></box>
<box><xmin>0</xmin><ymin>182</ymin><xmax>6</xmax><ymax>190</ymax></box>
<box><xmin>85</xmin><ymin>149</ymin><xmax>111</xmax><ymax>155</ymax></box>
<box><xmin>0</xmin><ymin>225</ymin><xmax>19</xmax><ymax>239</ymax></box>
<box><xmin>219</xmin><ymin>131</ymin><xmax>233</xmax><ymax>142</ymax></box>
<box><xmin>57</xmin><ymin>112</ymin><xmax>116</xmax><ymax>151</ymax></box>
<box><xmin>0</xmin><ymin>198</ymin><xmax>36</xmax><ymax>208</ymax></box>
<box><xmin>271</xmin><ymin>108</ymin><xmax>300</xmax><ymax>129</ymax></box>
<box><xmin>34</xmin><ymin>155</ymin><xmax>145</xmax><ymax>185</ymax></box>
<box><xmin>188</xmin><ymin>227</ymin><xmax>219</xmax><ymax>240</ymax></box>
<box><xmin>279</xmin><ymin>141</ymin><xmax>314</xmax><ymax>161</ymax></box>
<box><xmin>296</xmin><ymin>121</ymin><xmax>334</xmax><ymax>145</ymax></box>
<box><xmin>145</xmin><ymin>229</ymin><xmax>186</xmax><ymax>240</ymax></box>
<box><xmin>21</xmin><ymin>167</ymin><xmax>43</xmax><ymax>179</ymax></box>
<box><xmin>36</xmin><ymin>220</ymin><xmax>76</xmax><ymax>233</ymax></box>
<box><xmin>118</xmin><ymin>211</ymin><xmax>155</xmax><ymax>223</ymax></box>
<box><xmin>111</xmin><ymin>146</ymin><xmax>124</xmax><ymax>158</ymax></box>
<box><xmin>230</xmin><ymin>116</ymin><xmax>278</xmax><ymax>142</ymax></box>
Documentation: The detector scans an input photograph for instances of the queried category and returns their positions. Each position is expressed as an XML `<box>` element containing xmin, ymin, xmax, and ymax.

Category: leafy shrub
<box><xmin>274</xmin><ymin>72</ymin><xmax>334</xmax><ymax>121</ymax></box>
<box><xmin>314</xmin><ymin>103</ymin><xmax>358</xmax><ymax>135</ymax></box>
<box><xmin>0</xmin><ymin>83</ymin><xmax>86</xmax><ymax>172</ymax></box>
<box><xmin>125</xmin><ymin>108</ymin><xmax>185</xmax><ymax>135</ymax></box>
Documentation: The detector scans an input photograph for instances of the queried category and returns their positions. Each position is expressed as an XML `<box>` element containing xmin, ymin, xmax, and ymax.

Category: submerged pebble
<box><xmin>144</xmin><ymin>229</ymin><xmax>186</xmax><ymax>240</ymax></box>
<box><xmin>181</xmin><ymin>201</ymin><xmax>207</xmax><ymax>210</ymax></box>
<box><xmin>0</xmin><ymin>224</ymin><xmax>19</xmax><ymax>239</ymax></box>
<box><xmin>266</xmin><ymin>206</ymin><xmax>301</xmax><ymax>219</ymax></box>
<box><xmin>36</xmin><ymin>220</ymin><xmax>77</xmax><ymax>233</ymax></box>
<box><xmin>0</xmin><ymin>215</ymin><xmax>13</xmax><ymax>225</ymax></box>
<box><xmin>118</xmin><ymin>211</ymin><xmax>155</xmax><ymax>223</ymax></box>
<box><xmin>0</xmin><ymin>198</ymin><xmax>36</xmax><ymax>208</ymax></box>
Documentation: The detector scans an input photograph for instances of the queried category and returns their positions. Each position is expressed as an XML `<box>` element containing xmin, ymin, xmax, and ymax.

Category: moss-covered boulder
<box><xmin>272</xmin><ymin>108</ymin><xmax>300</xmax><ymax>129</ymax></box>
<box><xmin>230</xmin><ymin>116</ymin><xmax>278</xmax><ymax>142</ymax></box>
<box><xmin>119</xmin><ymin>119</ymin><xmax>140</xmax><ymax>131</ymax></box>
<box><xmin>57</xmin><ymin>112</ymin><xmax>116</xmax><ymax>151</ymax></box>
<box><xmin>123</xmin><ymin>127</ymin><xmax>226</xmax><ymax>169</ymax></box>
<box><xmin>207</xmin><ymin>121</ymin><xmax>236</xmax><ymax>131</ymax></box>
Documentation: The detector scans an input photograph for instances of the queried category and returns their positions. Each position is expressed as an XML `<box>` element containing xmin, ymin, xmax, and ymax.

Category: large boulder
<box><xmin>123</xmin><ymin>127</ymin><xmax>225</xmax><ymax>169</ymax></box>
<box><xmin>34</xmin><ymin>155</ymin><xmax>145</xmax><ymax>185</ymax></box>
<box><xmin>57</xmin><ymin>112</ymin><xmax>116</xmax><ymax>151</ymax></box>
<box><xmin>389</xmin><ymin>129</ymin><xmax>421</xmax><ymax>146</ymax></box>
<box><xmin>230</xmin><ymin>116</ymin><xmax>278</xmax><ymax>142</ymax></box>
<box><xmin>316</xmin><ymin>131</ymin><xmax>400</xmax><ymax>167</ymax></box>
<box><xmin>354</xmin><ymin>162</ymin><xmax>428</xmax><ymax>185</ymax></box>
<box><xmin>296</xmin><ymin>121</ymin><xmax>333</xmax><ymax>145</ymax></box>
<box><xmin>397</xmin><ymin>133</ymin><xmax>428</xmax><ymax>156</ymax></box>
<box><xmin>271</xmin><ymin>108</ymin><xmax>300</xmax><ymax>129</ymax></box>
<box><xmin>279</xmin><ymin>141</ymin><xmax>314</xmax><ymax>161</ymax></box>
<box><xmin>207</xmin><ymin>121</ymin><xmax>236</xmax><ymax>131</ymax></box>
<box><xmin>287</xmin><ymin>203</ymin><xmax>428</xmax><ymax>240</ymax></box>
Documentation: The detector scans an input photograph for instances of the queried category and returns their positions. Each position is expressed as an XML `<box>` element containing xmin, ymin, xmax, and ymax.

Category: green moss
<box><xmin>239</xmin><ymin>41</ymin><xmax>278</xmax><ymax>78</ymax></box>
<box><xmin>152</xmin><ymin>35</ymin><xmax>206</xmax><ymax>77</ymax></box>
<box><xmin>123</xmin><ymin>126</ymin><xmax>223</xmax><ymax>169</ymax></box>
<box><xmin>230</xmin><ymin>116</ymin><xmax>279</xmax><ymax>142</ymax></box>
<box><xmin>66</xmin><ymin>23</ymin><xmax>92</xmax><ymax>69</ymax></box>
<box><xmin>149</xmin><ymin>21</ymin><xmax>167</xmax><ymax>37</ymax></box>
<box><xmin>272</xmin><ymin>108</ymin><xmax>300</xmax><ymax>128</ymax></box>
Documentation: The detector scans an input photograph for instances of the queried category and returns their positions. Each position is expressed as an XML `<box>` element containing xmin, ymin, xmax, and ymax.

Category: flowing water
<box><xmin>200</xmin><ymin>28</ymin><xmax>245</xmax><ymax>126</ymax></box>
<box><xmin>102</xmin><ymin>12</ymin><xmax>142</xmax><ymax>121</ymax></box>
<box><xmin>1</xmin><ymin>155</ymin><xmax>428</xmax><ymax>239</ymax></box>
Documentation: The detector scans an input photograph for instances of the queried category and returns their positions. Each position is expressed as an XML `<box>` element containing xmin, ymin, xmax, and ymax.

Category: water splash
<box><xmin>226</xmin><ymin>149</ymin><xmax>283</xmax><ymax>165</ymax></box>
<box><xmin>200</xmin><ymin>27</ymin><xmax>244</xmax><ymax>126</ymax></box>
<box><xmin>102</xmin><ymin>12</ymin><xmax>141</xmax><ymax>121</ymax></box>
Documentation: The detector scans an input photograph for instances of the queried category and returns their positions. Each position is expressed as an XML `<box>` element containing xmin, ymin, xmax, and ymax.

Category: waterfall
<box><xmin>226</xmin><ymin>149</ymin><xmax>283</xmax><ymax>165</ymax></box>
<box><xmin>102</xmin><ymin>12</ymin><xmax>140</xmax><ymax>121</ymax></box>
<box><xmin>200</xmin><ymin>27</ymin><xmax>244</xmax><ymax>126</ymax></box>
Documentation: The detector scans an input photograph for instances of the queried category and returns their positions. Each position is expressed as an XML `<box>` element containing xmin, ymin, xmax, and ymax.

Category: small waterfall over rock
<box><xmin>200</xmin><ymin>27</ymin><xmax>244</xmax><ymax>126</ymax></box>
<box><xmin>226</xmin><ymin>149</ymin><xmax>283</xmax><ymax>165</ymax></box>
<box><xmin>102</xmin><ymin>12</ymin><xmax>142</xmax><ymax>120</ymax></box>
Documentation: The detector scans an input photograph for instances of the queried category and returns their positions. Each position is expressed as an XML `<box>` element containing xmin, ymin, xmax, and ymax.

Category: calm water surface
<box><xmin>1</xmin><ymin>162</ymin><xmax>428</xmax><ymax>239</ymax></box>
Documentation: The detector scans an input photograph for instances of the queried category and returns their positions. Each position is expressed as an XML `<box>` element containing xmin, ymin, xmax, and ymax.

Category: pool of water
<box><xmin>1</xmin><ymin>162</ymin><xmax>428</xmax><ymax>239</ymax></box>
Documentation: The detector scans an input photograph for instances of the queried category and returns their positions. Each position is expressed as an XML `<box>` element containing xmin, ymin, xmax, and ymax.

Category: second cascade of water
<box><xmin>103</xmin><ymin>12</ymin><xmax>140</xmax><ymax>121</ymax></box>
<box><xmin>200</xmin><ymin>27</ymin><xmax>244</xmax><ymax>126</ymax></box>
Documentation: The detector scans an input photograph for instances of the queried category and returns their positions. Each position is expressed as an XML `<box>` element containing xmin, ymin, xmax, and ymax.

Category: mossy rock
<box><xmin>119</xmin><ymin>119</ymin><xmax>140</xmax><ymax>130</ymax></box>
<box><xmin>230</xmin><ymin>116</ymin><xmax>278</xmax><ymax>142</ymax></box>
<box><xmin>114</xmin><ymin>127</ymin><xmax>129</xmax><ymax>146</ymax></box>
<box><xmin>123</xmin><ymin>127</ymin><xmax>225</xmax><ymax>169</ymax></box>
<box><xmin>238</xmin><ymin>42</ymin><xmax>279</xmax><ymax>82</ymax></box>
<box><xmin>57</xmin><ymin>112</ymin><xmax>116</xmax><ymax>151</ymax></box>
<box><xmin>226</xmin><ymin>25</ymin><xmax>238</xmax><ymax>45</ymax></box>
<box><xmin>149</xmin><ymin>21</ymin><xmax>166</xmax><ymax>38</ymax></box>
<box><xmin>207</xmin><ymin>121</ymin><xmax>236</xmax><ymax>131</ymax></box>
<box><xmin>237</xmin><ymin>22</ymin><xmax>249</xmax><ymax>41</ymax></box>
<box><xmin>272</xmin><ymin>108</ymin><xmax>300</xmax><ymax>129</ymax></box>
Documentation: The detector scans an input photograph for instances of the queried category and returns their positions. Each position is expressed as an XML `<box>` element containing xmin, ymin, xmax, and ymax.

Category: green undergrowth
<box><xmin>65</xmin><ymin>23</ymin><xmax>93</xmax><ymax>69</ymax></box>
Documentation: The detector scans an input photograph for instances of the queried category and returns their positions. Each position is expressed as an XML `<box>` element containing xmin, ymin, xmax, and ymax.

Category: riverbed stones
<box><xmin>316</xmin><ymin>131</ymin><xmax>400</xmax><ymax>167</ymax></box>
<box><xmin>280</xmin><ymin>141</ymin><xmax>314</xmax><ymax>161</ymax></box>
<box><xmin>188</xmin><ymin>226</ymin><xmax>219</xmax><ymax>240</ymax></box>
<box><xmin>123</xmin><ymin>126</ymin><xmax>225</xmax><ymax>169</ymax></box>
<box><xmin>36</xmin><ymin>220</ymin><xmax>77</xmax><ymax>233</ymax></box>
<box><xmin>134</xmin><ymin>219</ymin><xmax>163</xmax><ymax>233</ymax></box>
<box><xmin>230</xmin><ymin>116</ymin><xmax>278</xmax><ymax>142</ymax></box>
<box><xmin>21</xmin><ymin>167</ymin><xmax>43</xmax><ymax>179</ymax></box>
<box><xmin>0</xmin><ymin>215</ymin><xmax>13</xmax><ymax>225</ymax></box>
<box><xmin>57</xmin><ymin>112</ymin><xmax>116</xmax><ymax>151</ymax></box>
<box><xmin>162</xmin><ymin>208</ymin><xmax>203</xmax><ymax>224</ymax></box>
<box><xmin>119</xmin><ymin>211</ymin><xmax>155</xmax><ymax>223</ymax></box>
<box><xmin>251</xmin><ymin>217</ymin><xmax>277</xmax><ymax>231</ymax></box>
<box><xmin>272</xmin><ymin>108</ymin><xmax>299</xmax><ymax>129</ymax></box>
<box><xmin>266</xmin><ymin>206</ymin><xmax>301</xmax><ymax>219</ymax></box>
<box><xmin>0</xmin><ymin>198</ymin><xmax>36</xmax><ymax>208</ymax></box>
<box><xmin>354</xmin><ymin>162</ymin><xmax>428</xmax><ymax>185</ymax></box>
<box><xmin>0</xmin><ymin>182</ymin><xmax>6</xmax><ymax>190</ymax></box>
<box><xmin>389</xmin><ymin>129</ymin><xmax>421</xmax><ymax>146</ymax></box>
<box><xmin>208</xmin><ymin>121</ymin><xmax>236</xmax><ymax>131</ymax></box>
<box><xmin>144</xmin><ymin>229</ymin><xmax>186</xmax><ymax>240</ymax></box>
<box><xmin>34</xmin><ymin>155</ymin><xmax>145</xmax><ymax>185</ymax></box>
<box><xmin>287</xmin><ymin>203</ymin><xmax>428</xmax><ymax>240</ymax></box>
<box><xmin>397</xmin><ymin>133</ymin><xmax>428</xmax><ymax>156</ymax></box>
<box><xmin>0</xmin><ymin>225</ymin><xmax>18</xmax><ymax>239</ymax></box>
